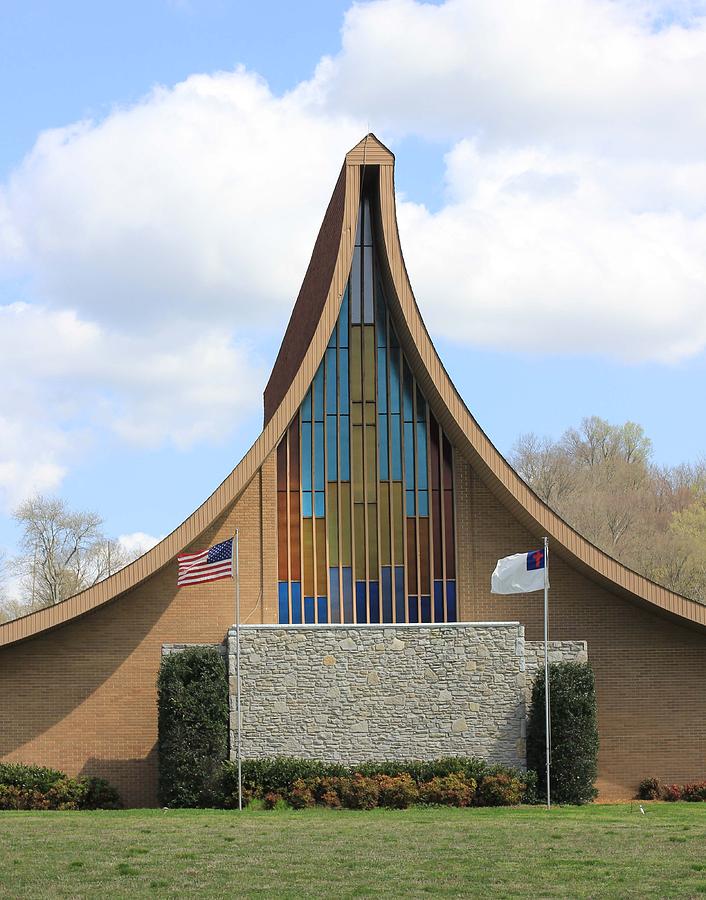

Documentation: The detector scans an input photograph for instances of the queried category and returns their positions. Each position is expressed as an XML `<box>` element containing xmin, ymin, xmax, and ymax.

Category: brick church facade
<box><xmin>1</xmin><ymin>136</ymin><xmax>704</xmax><ymax>806</ymax></box>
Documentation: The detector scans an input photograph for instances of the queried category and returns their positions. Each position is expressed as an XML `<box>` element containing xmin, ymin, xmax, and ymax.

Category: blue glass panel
<box><xmin>369</xmin><ymin>581</ymin><xmax>380</xmax><ymax>623</ymax></box>
<box><xmin>420</xmin><ymin>595</ymin><xmax>432</xmax><ymax>623</ymax></box>
<box><xmin>356</xmin><ymin>581</ymin><xmax>367</xmax><ymax>623</ymax></box>
<box><xmin>363</xmin><ymin>197</ymin><xmax>373</xmax><ymax>246</ymax></box>
<box><xmin>404</xmin><ymin>422</ymin><xmax>415</xmax><ymax>489</ymax></box>
<box><xmin>390</xmin><ymin>323</ymin><xmax>400</xmax><ymax>349</ymax></box>
<box><xmin>314</xmin><ymin>491</ymin><xmax>325</xmax><ymax>518</ymax></box>
<box><xmin>327</xmin><ymin>323</ymin><xmax>337</xmax><ymax>349</ymax></box>
<box><xmin>434</xmin><ymin>580</ymin><xmax>444</xmax><ymax>623</ymax></box>
<box><xmin>278</xmin><ymin>582</ymin><xmax>289</xmax><ymax>624</ymax></box>
<box><xmin>403</xmin><ymin>369</ymin><xmax>414</xmax><ymax>422</ymax></box>
<box><xmin>326</xmin><ymin>348</ymin><xmax>337</xmax><ymax>413</ymax></box>
<box><xmin>302</xmin><ymin>422</ymin><xmax>312</xmax><ymax>490</ymax></box>
<box><xmin>326</xmin><ymin>415</ymin><xmax>337</xmax><ymax>481</ymax></box>
<box><xmin>389</xmin><ymin>351</ymin><xmax>401</xmax><ymax>413</ymax></box>
<box><xmin>394</xmin><ymin>566</ymin><xmax>405</xmax><ymax>622</ymax></box>
<box><xmin>376</xmin><ymin>293</ymin><xmax>386</xmax><ymax>347</ymax></box>
<box><xmin>416</xmin><ymin>388</ymin><xmax>426</xmax><ymax>421</ymax></box>
<box><xmin>381</xmin><ymin>567</ymin><xmax>393</xmax><ymax>623</ymax></box>
<box><xmin>329</xmin><ymin>568</ymin><xmax>340</xmax><ymax>624</ymax></box>
<box><xmin>314</xmin><ymin>366</ymin><xmax>324</xmax><ymax>421</ymax></box>
<box><xmin>302</xmin><ymin>492</ymin><xmax>312</xmax><ymax>517</ymax></box>
<box><xmin>406</xmin><ymin>490</ymin><xmax>415</xmax><ymax>516</ymax></box>
<box><xmin>339</xmin><ymin>289</ymin><xmax>349</xmax><ymax>348</ymax></box>
<box><xmin>418</xmin><ymin>490</ymin><xmax>428</xmax><ymax>517</ymax></box>
<box><xmin>363</xmin><ymin>246</ymin><xmax>373</xmax><ymax>323</ymax></box>
<box><xmin>350</xmin><ymin>247</ymin><xmax>361</xmax><ymax>323</ymax></box>
<box><xmin>314</xmin><ymin>422</ymin><xmax>324</xmax><ymax>490</ymax></box>
<box><xmin>342</xmin><ymin>567</ymin><xmax>353</xmax><ymax>623</ymax></box>
<box><xmin>377</xmin><ymin>349</ymin><xmax>387</xmax><ymax>413</ymax></box>
<box><xmin>291</xmin><ymin>582</ymin><xmax>302</xmax><ymax>624</ymax></box>
<box><xmin>304</xmin><ymin>596</ymin><xmax>315</xmax><ymax>624</ymax></box>
<box><xmin>408</xmin><ymin>596</ymin><xmax>419</xmax><ymax>624</ymax></box>
<box><xmin>390</xmin><ymin>414</ymin><xmax>402</xmax><ymax>480</ymax></box>
<box><xmin>379</xmin><ymin>415</ymin><xmax>389</xmax><ymax>480</ymax></box>
<box><xmin>302</xmin><ymin>389</ymin><xmax>312</xmax><ymax>422</ymax></box>
<box><xmin>416</xmin><ymin>420</ymin><xmax>428</xmax><ymax>489</ymax></box>
<box><xmin>340</xmin><ymin>416</ymin><xmax>350</xmax><ymax>481</ymax></box>
<box><xmin>317</xmin><ymin>596</ymin><xmax>328</xmax><ymax>624</ymax></box>
<box><xmin>446</xmin><ymin>581</ymin><xmax>457</xmax><ymax>622</ymax></box>
<box><xmin>339</xmin><ymin>349</ymin><xmax>349</xmax><ymax>410</ymax></box>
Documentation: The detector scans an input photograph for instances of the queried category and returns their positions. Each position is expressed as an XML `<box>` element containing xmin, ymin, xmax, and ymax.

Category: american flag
<box><xmin>177</xmin><ymin>538</ymin><xmax>233</xmax><ymax>586</ymax></box>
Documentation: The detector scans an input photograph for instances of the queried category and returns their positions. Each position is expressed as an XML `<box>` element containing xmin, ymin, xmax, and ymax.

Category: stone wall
<box><xmin>227</xmin><ymin>622</ymin><xmax>566</xmax><ymax>769</ymax></box>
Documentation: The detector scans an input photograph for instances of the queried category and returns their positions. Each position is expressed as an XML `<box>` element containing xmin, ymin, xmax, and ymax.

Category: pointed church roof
<box><xmin>1</xmin><ymin>135</ymin><xmax>704</xmax><ymax>647</ymax></box>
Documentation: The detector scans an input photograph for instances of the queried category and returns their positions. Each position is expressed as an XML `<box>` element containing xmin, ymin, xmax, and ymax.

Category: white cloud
<box><xmin>318</xmin><ymin>0</ymin><xmax>706</xmax><ymax>155</ymax></box>
<box><xmin>118</xmin><ymin>531</ymin><xmax>162</xmax><ymax>556</ymax></box>
<box><xmin>3</xmin><ymin>69</ymin><xmax>363</xmax><ymax>328</ymax></box>
<box><xmin>398</xmin><ymin>142</ymin><xmax>706</xmax><ymax>362</ymax></box>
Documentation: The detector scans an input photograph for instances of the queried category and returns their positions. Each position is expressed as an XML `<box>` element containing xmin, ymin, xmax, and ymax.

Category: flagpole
<box><xmin>543</xmin><ymin>535</ymin><xmax>551</xmax><ymax>810</ymax></box>
<box><xmin>234</xmin><ymin>528</ymin><xmax>242</xmax><ymax>812</ymax></box>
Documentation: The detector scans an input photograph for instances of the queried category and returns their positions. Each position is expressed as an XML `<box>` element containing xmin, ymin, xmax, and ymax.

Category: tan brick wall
<box><xmin>0</xmin><ymin>453</ymin><xmax>278</xmax><ymax>807</ymax></box>
<box><xmin>455</xmin><ymin>455</ymin><xmax>706</xmax><ymax>799</ymax></box>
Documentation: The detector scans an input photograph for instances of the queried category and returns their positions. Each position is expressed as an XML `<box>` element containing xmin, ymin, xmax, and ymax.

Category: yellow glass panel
<box><xmin>315</xmin><ymin>518</ymin><xmax>327</xmax><ymax>594</ymax></box>
<box><xmin>340</xmin><ymin>482</ymin><xmax>352</xmax><ymax>567</ymax></box>
<box><xmin>302</xmin><ymin>518</ymin><xmax>314</xmax><ymax>595</ymax></box>
<box><xmin>392</xmin><ymin>482</ymin><xmax>404</xmax><ymax>563</ymax></box>
<box><xmin>363</xmin><ymin>325</ymin><xmax>375</xmax><ymax>402</ymax></box>
<box><xmin>367</xmin><ymin>503</ymin><xmax>378</xmax><ymax>573</ymax></box>
<box><xmin>364</xmin><ymin>401</ymin><xmax>376</xmax><ymax>424</ymax></box>
<box><xmin>350</xmin><ymin>326</ymin><xmax>362</xmax><ymax>402</ymax></box>
<box><xmin>352</xmin><ymin>401</ymin><xmax>363</xmax><ymax>425</ymax></box>
<box><xmin>352</xmin><ymin>425</ymin><xmax>364</xmax><ymax>502</ymax></box>
<box><xmin>327</xmin><ymin>483</ymin><xmax>339</xmax><ymax>566</ymax></box>
<box><xmin>354</xmin><ymin>502</ymin><xmax>366</xmax><ymax>578</ymax></box>
<box><xmin>380</xmin><ymin>482</ymin><xmax>391</xmax><ymax>566</ymax></box>
<box><xmin>365</xmin><ymin>423</ymin><xmax>377</xmax><ymax>495</ymax></box>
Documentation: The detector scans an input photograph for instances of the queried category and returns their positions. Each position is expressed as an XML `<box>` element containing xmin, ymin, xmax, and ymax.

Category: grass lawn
<box><xmin>0</xmin><ymin>804</ymin><xmax>705</xmax><ymax>898</ymax></box>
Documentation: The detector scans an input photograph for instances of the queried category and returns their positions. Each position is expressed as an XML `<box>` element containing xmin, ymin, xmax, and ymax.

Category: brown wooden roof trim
<box><xmin>0</xmin><ymin>152</ymin><xmax>364</xmax><ymax>649</ymax></box>
<box><xmin>374</xmin><ymin>162</ymin><xmax>706</xmax><ymax>633</ymax></box>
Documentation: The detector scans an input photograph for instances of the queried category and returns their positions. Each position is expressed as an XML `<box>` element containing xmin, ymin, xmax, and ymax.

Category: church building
<box><xmin>1</xmin><ymin>136</ymin><xmax>704</xmax><ymax>806</ymax></box>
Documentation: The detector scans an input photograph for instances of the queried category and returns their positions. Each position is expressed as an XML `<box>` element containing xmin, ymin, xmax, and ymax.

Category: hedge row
<box><xmin>638</xmin><ymin>778</ymin><xmax>706</xmax><ymax>802</ymax></box>
<box><xmin>0</xmin><ymin>763</ymin><xmax>121</xmax><ymax>811</ymax></box>
<box><xmin>219</xmin><ymin>756</ymin><xmax>538</xmax><ymax>810</ymax></box>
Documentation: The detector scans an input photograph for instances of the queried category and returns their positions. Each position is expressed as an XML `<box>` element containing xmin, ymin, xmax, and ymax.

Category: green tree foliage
<box><xmin>527</xmin><ymin>662</ymin><xmax>598</xmax><ymax>804</ymax></box>
<box><xmin>157</xmin><ymin>646</ymin><xmax>229</xmax><ymax>808</ymax></box>
<box><xmin>511</xmin><ymin>416</ymin><xmax>706</xmax><ymax>603</ymax></box>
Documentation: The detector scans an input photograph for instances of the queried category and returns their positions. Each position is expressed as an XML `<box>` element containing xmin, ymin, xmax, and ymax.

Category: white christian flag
<box><xmin>491</xmin><ymin>548</ymin><xmax>547</xmax><ymax>595</ymax></box>
<box><xmin>177</xmin><ymin>538</ymin><xmax>233</xmax><ymax>586</ymax></box>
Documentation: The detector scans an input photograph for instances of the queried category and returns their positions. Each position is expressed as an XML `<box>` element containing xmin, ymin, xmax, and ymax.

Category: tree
<box><xmin>511</xmin><ymin>417</ymin><xmax>706</xmax><ymax>605</ymax></box>
<box><xmin>11</xmin><ymin>495</ymin><xmax>138</xmax><ymax>613</ymax></box>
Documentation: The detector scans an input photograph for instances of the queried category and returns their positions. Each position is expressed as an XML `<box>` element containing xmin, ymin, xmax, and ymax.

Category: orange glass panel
<box><xmin>289</xmin><ymin>417</ymin><xmax>300</xmax><ymax>489</ymax></box>
<box><xmin>419</xmin><ymin>517</ymin><xmax>430</xmax><ymax>594</ymax></box>
<box><xmin>327</xmin><ymin>483</ymin><xmax>339</xmax><ymax>566</ymax></box>
<box><xmin>289</xmin><ymin>490</ymin><xmax>300</xmax><ymax>580</ymax></box>
<box><xmin>277</xmin><ymin>491</ymin><xmax>288</xmax><ymax>581</ymax></box>
<box><xmin>379</xmin><ymin>482</ymin><xmax>391</xmax><ymax>566</ymax></box>
<box><xmin>444</xmin><ymin>490</ymin><xmax>455</xmax><ymax>579</ymax></box>
<box><xmin>392</xmin><ymin>482</ymin><xmax>404</xmax><ymax>563</ymax></box>
<box><xmin>340</xmin><ymin>482</ymin><xmax>352</xmax><ymax>567</ymax></box>
<box><xmin>302</xmin><ymin>518</ymin><xmax>314</xmax><ymax>595</ymax></box>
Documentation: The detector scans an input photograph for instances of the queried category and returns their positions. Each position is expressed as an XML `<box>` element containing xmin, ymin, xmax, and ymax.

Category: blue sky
<box><xmin>1</xmin><ymin>0</ymin><xmax>705</xmax><ymax>567</ymax></box>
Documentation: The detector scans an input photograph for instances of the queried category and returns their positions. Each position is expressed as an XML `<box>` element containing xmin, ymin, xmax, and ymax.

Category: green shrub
<box><xmin>288</xmin><ymin>779</ymin><xmax>316</xmax><ymax>809</ymax></box>
<box><xmin>418</xmin><ymin>774</ymin><xmax>475</xmax><ymax>807</ymax></box>
<box><xmin>82</xmin><ymin>776</ymin><xmax>123</xmax><ymax>810</ymax></box>
<box><xmin>157</xmin><ymin>646</ymin><xmax>229</xmax><ymax>808</ymax></box>
<box><xmin>476</xmin><ymin>773</ymin><xmax>524</xmax><ymax>806</ymax></box>
<box><xmin>681</xmin><ymin>782</ymin><xmax>706</xmax><ymax>802</ymax></box>
<box><xmin>526</xmin><ymin>662</ymin><xmax>598</xmax><ymax>805</ymax></box>
<box><xmin>223</xmin><ymin>757</ymin><xmax>347</xmax><ymax>804</ymax></box>
<box><xmin>339</xmin><ymin>774</ymin><xmax>380</xmax><ymax>810</ymax></box>
<box><xmin>638</xmin><ymin>778</ymin><xmax>663</xmax><ymax>801</ymax></box>
<box><xmin>375</xmin><ymin>774</ymin><xmax>419</xmax><ymax>809</ymax></box>
<box><xmin>263</xmin><ymin>792</ymin><xmax>285</xmax><ymax>810</ymax></box>
<box><xmin>0</xmin><ymin>763</ymin><xmax>120</xmax><ymax>810</ymax></box>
